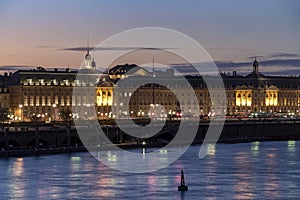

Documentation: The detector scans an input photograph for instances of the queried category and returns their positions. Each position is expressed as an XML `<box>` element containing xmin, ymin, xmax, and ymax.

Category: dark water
<box><xmin>0</xmin><ymin>141</ymin><xmax>300</xmax><ymax>199</ymax></box>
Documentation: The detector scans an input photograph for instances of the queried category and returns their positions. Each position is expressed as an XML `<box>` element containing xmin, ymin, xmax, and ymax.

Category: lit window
<box><xmin>39</xmin><ymin>79</ymin><xmax>45</xmax><ymax>85</ymax></box>
<box><xmin>72</xmin><ymin>96</ymin><xmax>76</xmax><ymax>106</ymax></box>
<box><xmin>47</xmin><ymin>96</ymin><xmax>51</xmax><ymax>106</ymax></box>
<box><xmin>66</xmin><ymin>96</ymin><xmax>70</xmax><ymax>106</ymax></box>
<box><xmin>36</xmin><ymin>96</ymin><xmax>40</xmax><ymax>106</ymax></box>
<box><xmin>24</xmin><ymin>96</ymin><xmax>28</xmax><ymax>106</ymax></box>
<box><xmin>61</xmin><ymin>96</ymin><xmax>64</xmax><ymax>106</ymax></box>
<box><xmin>30</xmin><ymin>96</ymin><xmax>34</xmax><ymax>106</ymax></box>
<box><xmin>41</xmin><ymin>96</ymin><xmax>46</xmax><ymax>106</ymax></box>
<box><xmin>55</xmin><ymin>95</ymin><xmax>58</xmax><ymax>104</ymax></box>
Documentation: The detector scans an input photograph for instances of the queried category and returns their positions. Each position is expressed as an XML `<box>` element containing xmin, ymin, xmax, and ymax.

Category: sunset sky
<box><xmin>0</xmin><ymin>0</ymin><xmax>300</xmax><ymax>74</ymax></box>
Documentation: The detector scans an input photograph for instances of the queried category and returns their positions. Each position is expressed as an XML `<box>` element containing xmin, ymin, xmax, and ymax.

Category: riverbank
<box><xmin>1</xmin><ymin>137</ymin><xmax>299</xmax><ymax>158</ymax></box>
<box><xmin>1</xmin><ymin>119</ymin><xmax>300</xmax><ymax>157</ymax></box>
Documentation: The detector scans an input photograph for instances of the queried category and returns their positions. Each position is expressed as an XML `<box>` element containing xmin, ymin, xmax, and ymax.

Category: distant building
<box><xmin>2</xmin><ymin>55</ymin><xmax>300</xmax><ymax>122</ymax></box>
<box><xmin>4</xmin><ymin>49</ymin><xmax>101</xmax><ymax>121</ymax></box>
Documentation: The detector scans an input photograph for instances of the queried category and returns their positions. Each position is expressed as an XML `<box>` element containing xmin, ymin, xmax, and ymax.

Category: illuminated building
<box><xmin>2</xmin><ymin>56</ymin><xmax>300</xmax><ymax>121</ymax></box>
<box><xmin>0</xmin><ymin>73</ymin><xmax>12</xmax><ymax>121</ymax></box>
<box><xmin>5</xmin><ymin>49</ymin><xmax>99</xmax><ymax>121</ymax></box>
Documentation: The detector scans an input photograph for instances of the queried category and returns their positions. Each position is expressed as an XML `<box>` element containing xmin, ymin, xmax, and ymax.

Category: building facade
<box><xmin>2</xmin><ymin>56</ymin><xmax>300</xmax><ymax>122</ymax></box>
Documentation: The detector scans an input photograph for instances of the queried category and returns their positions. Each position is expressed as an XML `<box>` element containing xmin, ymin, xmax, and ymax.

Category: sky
<box><xmin>0</xmin><ymin>0</ymin><xmax>300</xmax><ymax>75</ymax></box>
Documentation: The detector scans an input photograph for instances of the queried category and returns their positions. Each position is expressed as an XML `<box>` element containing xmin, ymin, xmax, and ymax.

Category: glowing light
<box><xmin>159</xmin><ymin>149</ymin><xmax>168</xmax><ymax>154</ymax></box>
<box><xmin>288</xmin><ymin>140</ymin><xmax>296</xmax><ymax>152</ymax></box>
<box><xmin>251</xmin><ymin>141</ymin><xmax>260</xmax><ymax>153</ymax></box>
<box><xmin>71</xmin><ymin>156</ymin><xmax>81</xmax><ymax>161</ymax></box>
<box><xmin>207</xmin><ymin>144</ymin><xmax>216</xmax><ymax>155</ymax></box>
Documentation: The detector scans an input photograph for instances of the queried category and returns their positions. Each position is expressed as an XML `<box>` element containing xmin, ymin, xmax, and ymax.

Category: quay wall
<box><xmin>1</xmin><ymin>119</ymin><xmax>300</xmax><ymax>157</ymax></box>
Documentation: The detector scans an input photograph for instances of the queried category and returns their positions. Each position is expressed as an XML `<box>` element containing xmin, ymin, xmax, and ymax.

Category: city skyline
<box><xmin>0</xmin><ymin>0</ymin><xmax>300</xmax><ymax>75</ymax></box>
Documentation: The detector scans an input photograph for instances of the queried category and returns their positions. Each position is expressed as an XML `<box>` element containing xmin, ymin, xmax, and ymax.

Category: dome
<box><xmin>85</xmin><ymin>53</ymin><xmax>92</xmax><ymax>61</ymax></box>
<box><xmin>91</xmin><ymin>59</ymin><xmax>96</xmax><ymax>68</ymax></box>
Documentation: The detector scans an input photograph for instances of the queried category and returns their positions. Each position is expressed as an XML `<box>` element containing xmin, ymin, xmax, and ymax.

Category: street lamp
<box><xmin>52</xmin><ymin>104</ymin><xmax>57</xmax><ymax>121</ymax></box>
<box><xmin>19</xmin><ymin>104</ymin><xmax>23</xmax><ymax>121</ymax></box>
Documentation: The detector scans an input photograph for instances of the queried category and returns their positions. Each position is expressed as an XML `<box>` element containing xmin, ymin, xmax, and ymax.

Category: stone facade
<box><xmin>2</xmin><ymin>56</ymin><xmax>300</xmax><ymax>121</ymax></box>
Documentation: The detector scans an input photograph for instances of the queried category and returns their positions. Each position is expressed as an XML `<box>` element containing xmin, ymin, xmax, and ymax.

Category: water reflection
<box><xmin>1</xmin><ymin>142</ymin><xmax>300</xmax><ymax>199</ymax></box>
<box><xmin>287</xmin><ymin>140</ymin><xmax>296</xmax><ymax>153</ymax></box>
<box><xmin>264</xmin><ymin>150</ymin><xmax>279</xmax><ymax>199</ymax></box>
<box><xmin>207</xmin><ymin>144</ymin><xmax>216</xmax><ymax>156</ymax></box>
<box><xmin>8</xmin><ymin>158</ymin><xmax>25</xmax><ymax>199</ymax></box>
<box><xmin>233</xmin><ymin>151</ymin><xmax>255</xmax><ymax>199</ymax></box>
<box><xmin>251</xmin><ymin>141</ymin><xmax>260</xmax><ymax>156</ymax></box>
<box><xmin>203</xmin><ymin>148</ymin><xmax>217</xmax><ymax>195</ymax></box>
<box><xmin>96</xmin><ymin>176</ymin><xmax>117</xmax><ymax>197</ymax></box>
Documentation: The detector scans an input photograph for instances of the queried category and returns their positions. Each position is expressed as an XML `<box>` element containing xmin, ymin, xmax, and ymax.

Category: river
<box><xmin>0</xmin><ymin>141</ymin><xmax>299</xmax><ymax>199</ymax></box>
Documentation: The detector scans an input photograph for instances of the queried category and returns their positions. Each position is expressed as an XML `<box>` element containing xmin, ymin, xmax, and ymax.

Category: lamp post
<box><xmin>52</xmin><ymin>104</ymin><xmax>57</xmax><ymax>121</ymax></box>
<box><xmin>19</xmin><ymin>104</ymin><xmax>23</xmax><ymax>121</ymax></box>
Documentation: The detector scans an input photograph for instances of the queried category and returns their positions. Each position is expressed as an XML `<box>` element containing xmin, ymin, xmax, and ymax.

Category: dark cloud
<box><xmin>217</xmin><ymin>59</ymin><xmax>300</xmax><ymax>75</ymax></box>
<box><xmin>216</xmin><ymin>59</ymin><xmax>300</xmax><ymax>68</ymax></box>
<box><xmin>268</xmin><ymin>53</ymin><xmax>300</xmax><ymax>58</ymax></box>
<box><xmin>259</xmin><ymin>59</ymin><xmax>300</xmax><ymax>66</ymax></box>
<box><xmin>246</xmin><ymin>55</ymin><xmax>267</xmax><ymax>60</ymax></box>
<box><xmin>0</xmin><ymin>65</ymin><xmax>34</xmax><ymax>71</ymax></box>
<box><xmin>247</xmin><ymin>53</ymin><xmax>300</xmax><ymax>60</ymax></box>
<box><xmin>60</xmin><ymin>46</ymin><xmax>175</xmax><ymax>52</ymax></box>
<box><xmin>172</xmin><ymin>59</ymin><xmax>300</xmax><ymax>76</ymax></box>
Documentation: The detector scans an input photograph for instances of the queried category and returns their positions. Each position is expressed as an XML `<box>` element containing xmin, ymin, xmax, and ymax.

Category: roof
<box><xmin>97</xmin><ymin>74</ymin><xmax>114</xmax><ymax>87</ymax></box>
<box><xmin>105</xmin><ymin>63</ymin><xmax>151</xmax><ymax>76</ymax></box>
<box><xmin>7</xmin><ymin>69</ymin><xmax>77</xmax><ymax>86</ymax></box>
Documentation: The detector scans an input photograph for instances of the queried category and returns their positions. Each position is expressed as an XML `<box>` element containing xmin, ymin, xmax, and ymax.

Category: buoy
<box><xmin>178</xmin><ymin>169</ymin><xmax>188</xmax><ymax>191</ymax></box>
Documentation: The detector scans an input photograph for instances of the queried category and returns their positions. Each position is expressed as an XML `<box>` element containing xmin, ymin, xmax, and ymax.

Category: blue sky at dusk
<box><xmin>0</xmin><ymin>0</ymin><xmax>299</xmax><ymax>74</ymax></box>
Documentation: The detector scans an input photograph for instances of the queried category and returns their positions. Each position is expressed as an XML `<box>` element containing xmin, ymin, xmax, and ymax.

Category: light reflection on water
<box><xmin>0</xmin><ymin>141</ymin><xmax>300</xmax><ymax>199</ymax></box>
<box><xmin>8</xmin><ymin>157</ymin><xmax>25</xmax><ymax>199</ymax></box>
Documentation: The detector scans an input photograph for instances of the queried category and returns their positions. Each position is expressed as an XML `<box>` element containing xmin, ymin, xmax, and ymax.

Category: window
<box><xmin>41</xmin><ymin>96</ymin><xmax>45</xmax><ymax>106</ymax></box>
<box><xmin>36</xmin><ymin>96</ymin><xmax>39</xmax><ymax>106</ymax></box>
<box><xmin>66</xmin><ymin>96</ymin><xmax>70</xmax><ymax>106</ymax></box>
<box><xmin>38</xmin><ymin>79</ymin><xmax>45</xmax><ymax>85</ymax></box>
<box><xmin>55</xmin><ymin>95</ymin><xmax>58</xmax><ymax>104</ymax></box>
<box><xmin>30</xmin><ymin>96</ymin><xmax>34</xmax><ymax>106</ymax></box>
<box><xmin>61</xmin><ymin>96</ymin><xmax>65</xmax><ymax>106</ymax></box>
<box><xmin>72</xmin><ymin>96</ymin><xmax>76</xmax><ymax>106</ymax></box>
<box><xmin>24</xmin><ymin>96</ymin><xmax>28</xmax><ymax>106</ymax></box>
<box><xmin>76</xmin><ymin>96</ymin><xmax>81</xmax><ymax>106</ymax></box>
<box><xmin>47</xmin><ymin>96</ymin><xmax>51</xmax><ymax>106</ymax></box>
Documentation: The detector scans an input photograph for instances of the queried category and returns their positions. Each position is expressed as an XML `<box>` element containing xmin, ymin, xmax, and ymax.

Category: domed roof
<box><xmin>85</xmin><ymin>53</ymin><xmax>92</xmax><ymax>61</ymax></box>
<box><xmin>91</xmin><ymin>59</ymin><xmax>96</xmax><ymax>68</ymax></box>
